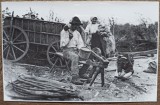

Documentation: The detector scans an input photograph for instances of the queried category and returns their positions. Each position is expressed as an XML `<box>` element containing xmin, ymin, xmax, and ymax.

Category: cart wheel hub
<box><xmin>8</xmin><ymin>41</ymin><xmax>13</xmax><ymax>45</ymax></box>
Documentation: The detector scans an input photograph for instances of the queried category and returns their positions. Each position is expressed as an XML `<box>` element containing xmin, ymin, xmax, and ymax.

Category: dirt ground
<box><xmin>3</xmin><ymin>55</ymin><xmax>158</xmax><ymax>102</ymax></box>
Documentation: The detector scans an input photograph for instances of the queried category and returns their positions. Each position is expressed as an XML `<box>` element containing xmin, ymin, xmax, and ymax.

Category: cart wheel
<box><xmin>47</xmin><ymin>41</ymin><xmax>66</xmax><ymax>68</ymax></box>
<box><xmin>3</xmin><ymin>25</ymin><xmax>29</xmax><ymax>62</ymax></box>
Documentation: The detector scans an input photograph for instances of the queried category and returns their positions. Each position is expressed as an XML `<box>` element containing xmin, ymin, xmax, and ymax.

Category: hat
<box><xmin>90</xmin><ymin>17</ymin><xmax>98</xmax><ymax>21</ymax></box>
<box><xmin>69</xmin><ymin>16</ymin><xmax>82</xmax><ymax>25</ymax></box>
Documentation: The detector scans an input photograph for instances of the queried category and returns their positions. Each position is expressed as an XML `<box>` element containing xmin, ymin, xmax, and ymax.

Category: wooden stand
<box><xmin>89</xmin><ymin>60</ymin><xmax>109</xmax><ymax>87</ymax></box>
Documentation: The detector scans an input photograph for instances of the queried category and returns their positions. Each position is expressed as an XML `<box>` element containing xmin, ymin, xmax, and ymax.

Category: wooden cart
<box><xmin>3</xmin><ymin>13</ymin><xmax>66</xmax><ymax>67</ymax></box>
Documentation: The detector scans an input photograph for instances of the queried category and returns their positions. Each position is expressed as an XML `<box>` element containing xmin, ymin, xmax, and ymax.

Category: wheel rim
<box><xmin>3</xmin><ymin>25</ymin><xmax>29</xmax><ymax>62</ymax></box>
<box><xmin>47</xmin><ymin>41</ymin><xmax>66</xmax><ymax>67</ymax></box>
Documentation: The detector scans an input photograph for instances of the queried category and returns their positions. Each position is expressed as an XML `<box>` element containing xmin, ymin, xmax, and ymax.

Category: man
<box><xmin>63</xmin><ymin>23</ymin><xmax>86</xmax><ymax>45</ymax></box>
<box><xmin>60</xmin><ymin>16</ymin><xmax>85</xmax><ymax>85</ymax></box>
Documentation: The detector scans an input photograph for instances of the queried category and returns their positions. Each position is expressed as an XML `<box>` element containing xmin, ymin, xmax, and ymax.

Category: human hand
<box><xmin>64</xmin><ymin>25</ymin><xmax>69</xmax><ymax>31</ymax></box>
<box><xmin>69</xmin><ymin>33</ymin><xmax>73</xmax><ymax>40</ymax></box>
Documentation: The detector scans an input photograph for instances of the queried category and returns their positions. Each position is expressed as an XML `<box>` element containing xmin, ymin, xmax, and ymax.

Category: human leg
<box><xmin>123</xmin><ymin>71</ymin><xmax>134</xmax><ymax>79</ymax></box>
<box><xmin>63</xmin><ymin>49</ymin><xmax>83</xmax><ymax>85</ymax></box>
<box><xmin>79</xmin><ymin>64</ymin><xmax>90</xmax><ymax>79</ymax></box>
<box><xmin>117</xmin><ymin>71</ymin><xmax>134</xmax><ymax>81</ymax></box>
<box><xmin>63</xmin><ymin>50</ymin><xmax>79</xmax><ymax>75</ymax></box>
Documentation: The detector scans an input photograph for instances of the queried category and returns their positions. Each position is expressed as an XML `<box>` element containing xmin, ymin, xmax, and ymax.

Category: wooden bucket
<box><xmin>78</xmin><ymin>47</ymin><xmax>91</xmax><ymax>60</ymax></box>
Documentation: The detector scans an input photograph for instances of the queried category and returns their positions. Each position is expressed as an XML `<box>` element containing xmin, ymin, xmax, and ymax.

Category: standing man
<box><xmin>60</xmin><ymin>16</ymin><xmax>85</xmax><ymax>85</ymax></box>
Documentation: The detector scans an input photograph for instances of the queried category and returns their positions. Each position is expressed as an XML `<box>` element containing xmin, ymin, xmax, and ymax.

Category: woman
<box><xmin>85</xmin><ymin>17</ymin><xmax>104</xmax><ymax>55</ymax></box>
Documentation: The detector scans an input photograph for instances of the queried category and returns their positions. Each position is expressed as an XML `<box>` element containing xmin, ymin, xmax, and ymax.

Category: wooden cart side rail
<box><xmin>4</xmin><ymin>16</ymin><xmax>66</xmax><ymax>25</ymax></box>
<box><xmin>24</xmin><ymin>30</ymin><xmax>61</xmax><ymax>36</ymax></box>
<box><xmin>29</xmin><ymin>42</ymin><xmax>53</xmax><ymax>46</ymax></box>
<box><xmin>25</xmin><ymin>30</ymin><xmax>60</xmax><ymax>45</ymax></box>
<box><xmin>3</xmin><ymin>17</ymin><xmax>65</xmax><ymax>45</ymax></box>
<box><xmin>3</xmin><ymin>17</ymin><xmax>65</xmax><ymax>35</ymax></box>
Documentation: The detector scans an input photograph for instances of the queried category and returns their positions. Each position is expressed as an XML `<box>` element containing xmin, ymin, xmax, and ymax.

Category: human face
<box><xmin>91</xmin><ymin>18</ymin><xmax>97</xmax><ymax>24</ymax></box>
<box><xmin>70</xmin><ymin>24</ymin><xmax>78</xmax><ymax>31</ymax></box>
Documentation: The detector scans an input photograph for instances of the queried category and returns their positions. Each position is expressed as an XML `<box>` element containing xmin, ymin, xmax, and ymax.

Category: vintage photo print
<box><xmin>2</xmin><ymin>1</ymin><xmax>159</xmax><ymax>102</ymax></box>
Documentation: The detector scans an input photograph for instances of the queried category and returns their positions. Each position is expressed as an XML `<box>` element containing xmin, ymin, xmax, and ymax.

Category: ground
<box><xmin>3</xmin><ymin>55</ymin><xmax>158</xmax><ymax>102</ymax></box>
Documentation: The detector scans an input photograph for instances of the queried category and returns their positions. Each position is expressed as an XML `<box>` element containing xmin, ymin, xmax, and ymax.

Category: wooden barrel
<box><xmin>78</xmin><ymin>47</ymin><xmax>91</xmax><ymax>60</ymax></box>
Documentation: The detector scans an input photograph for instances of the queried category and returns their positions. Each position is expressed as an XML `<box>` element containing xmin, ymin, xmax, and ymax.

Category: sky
<box><xmin>1</xmin><ymin>1</ymin><xmax>159</xmax><ymax>25</ymax></box>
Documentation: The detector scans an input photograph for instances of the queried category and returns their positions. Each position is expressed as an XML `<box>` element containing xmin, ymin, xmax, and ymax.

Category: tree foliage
<box><xmin>114</xmin><ymin>22</ymin><xmax>158</xmax><ymax>52</ymax></box>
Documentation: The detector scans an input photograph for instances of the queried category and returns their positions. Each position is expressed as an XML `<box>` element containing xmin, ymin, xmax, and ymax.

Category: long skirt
<box><xmin>91</xmin><ymin>33</ymin><xmax>104</xmax><ymax>56</ymax></box>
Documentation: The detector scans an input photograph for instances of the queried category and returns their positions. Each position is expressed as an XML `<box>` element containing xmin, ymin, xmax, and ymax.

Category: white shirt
<box><xmin>60</xmin><ymin>29</ymin><xmax>85</xmax><ymax>49</ymax></box>
<box><xmin>85</xmin><ymin>23</ymin><xmax>99</xmax><ymax>34</ymax></box>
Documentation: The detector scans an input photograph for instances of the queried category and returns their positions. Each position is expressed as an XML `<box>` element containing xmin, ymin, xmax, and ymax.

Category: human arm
<box><xmin>63</xmin><ymin>24</ymin><xmax>71</xmax><ymax>31</ymax></box>
<box><xmin>77</xmin><ymin>32</ymin><xmax>85</xmax><ymax>50</ymax></box>
<box><xmin>60</xmin><ymin>30</ymin><xmax>70</xmax><ymax>49</ymax></box>
<box><xmin>85</xmin><ymin>24</ymin><xmax>90</xmax><ymax>35</ymax></box>
<box><xmin>79</xmin><ymin>26</ymin><xmax>87</xmax><ymax>45</ymax></box>
<box><xmin>86</xmin><ymin>33</ymin><xmax>92</xmax><ymax>46</ymax></box>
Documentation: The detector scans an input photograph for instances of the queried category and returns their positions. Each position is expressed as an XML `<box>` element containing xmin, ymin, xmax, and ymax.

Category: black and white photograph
<box><xmin>2</xmin><ymin>1</ymin><xmax>159</xmax><ymax>102</ymax></box>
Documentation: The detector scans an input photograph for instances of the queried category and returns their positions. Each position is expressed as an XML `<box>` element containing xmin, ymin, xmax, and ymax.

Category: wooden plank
<box><xmin>106</xmin><ymin>49</ymin><xmax>157</xmax><ymax>61</ymax></box>
<box><xmin>21</xmin><ymin>19</ymin><xmax>23</xmax><ymax>29</ymax></box>
<box><xmin>33</xmin><ymin>21</ymin><xmax>35</xmax><ymax>43</ymax></box>
<box><xmin>29</xmin><ymin>42</ymin><xmax>48</xmax><ymax>46</ymax></box>
<box><xmin>40</xmin><ymin>31</ymin><xmax>41</xmax><ymax>43</ymax></box>
<box><xmin>119</xmin><ymin>49</ymin><xmax>157</xmax><ymax>55</ymax></box>
<box><xmin>24</xmin><ymin>30</ymin><xmax>60</xmax><ymax>36</ymax></box>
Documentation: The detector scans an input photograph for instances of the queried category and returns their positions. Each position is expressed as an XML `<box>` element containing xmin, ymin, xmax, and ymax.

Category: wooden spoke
<box><xmin>11</xmin><ymin>28</ymin><xmax>15</xmax><ymax>41</ymax></box>
<box><xmin>3</xmin><ymin>25</ymin><xmax>29</xmax><ymax>62</ymax></box>
<box><xmin>3</xmin><ymin>45</ymin><xmax>9</xmax><ymax>53</ymax></box>
<box><xmin>56</xmin><ymin>57</ymin><xmax>60</xmax><ymax>65</ymax></box>
<box><xmin>13</xmin><ymin>41</ymin><xmax>27</xmax><ymax>45</ymax></box>
<box><xmin>51</xmin><ymin>46</ymin><xmax>57</xmax><ymax>52</ymax></box>
<box><xmin>3</xmin><ymin>39</ymin><xmax>8</xmax><ymax>46</ymax></box>
<box><xmin>13</xmin><ymin>45</ymin><xmax>25</xmax><ymax>53</ymax></box>
<box><xmin>52</xmin><ymin>44</ymin><xmax>58</xmax><ymax>47</ymax></box>
<box><xmin>13</xmin><ymin>32</ymin><xmax>22</xmax><ymax>42</ymax></box>
<box><xmin>11</xmin><ymin>46</ymin><xmax>16</xmax><ymax>60</ymax></box>
<box><xmin>50</xmin><ymin>55</ymin><xmax>55</xmax><ymax>60</ymax></box>
<box><xmin>53</xmin><ymin>58</ymin><xmax>59</xmax><ymax>66</ymax></box>
<box><xmin>58</xmin><ymin>58</ymin><xmax>63</xmax><ymax>66</ymax></box>
<box><xmin>56</xmin><ymin>43</ymin><xmax>60</xmax><ymax>50</ymax></box>
<box><xmin>47</xmin><ymin>41</ymin><xmax>66</xmax><ymax>68</ymax></box>
<box><xmin>48</xmin><ymin>52</ymin><xmax>56</xmax><ymax>55</ymax></box>
<box><xmin>3</xmin><ymin>43</ymin><xmax>8</xmax><ymax>46</ymax></box>
<box><xmin>6</xmin><ymin>46</ymin><xmax>10</xmax><ymax>59</ymax></box>
<box><xmin>3</xmin><ymin>39</ymin><xmax>8</xmax><ymax>43</ymax></box>
<box><xmin>3</xmin><ymin>30</ymin><xmax>9</xmax><ymax>40</ymax></box>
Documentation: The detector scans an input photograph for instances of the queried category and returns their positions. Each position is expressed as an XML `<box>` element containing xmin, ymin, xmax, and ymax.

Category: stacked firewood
<box><xmin>8</xmin><ymin>75</ymin><xmax>83</xmax><ymax>100</ymax></box>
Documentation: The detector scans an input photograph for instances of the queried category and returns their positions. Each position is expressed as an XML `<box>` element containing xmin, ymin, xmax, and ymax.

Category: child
<box><xmin>115</xmin><ymin>54</ymin><xmax>134</xmax><ymax>81</ymax></box>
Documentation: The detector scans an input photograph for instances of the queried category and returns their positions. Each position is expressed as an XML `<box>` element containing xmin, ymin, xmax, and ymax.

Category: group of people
<box><xmin>60</xmin><ymin>16</ymin><xmax>134</xmax><ymax>85</ymax></box>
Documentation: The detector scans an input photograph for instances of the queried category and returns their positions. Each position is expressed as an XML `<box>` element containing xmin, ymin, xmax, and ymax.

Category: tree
<box><xmin>2</xmin><ymin>7</ymin><xmax>11</xmax><ymax>19</ymax></box>
<box><xmin>48</xmin><ymin>10</ymin><xmax>63</xmax><ymax>22</ymax></box>
<box><xmin>22</xmin><ymin>8</ymin><xmax>39</xmax><ymax>19</ymax></box>
<box><xmin>109</xmin><ymin>17</ymin><xmax>115</xmax><ymax>35</ymax></box>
